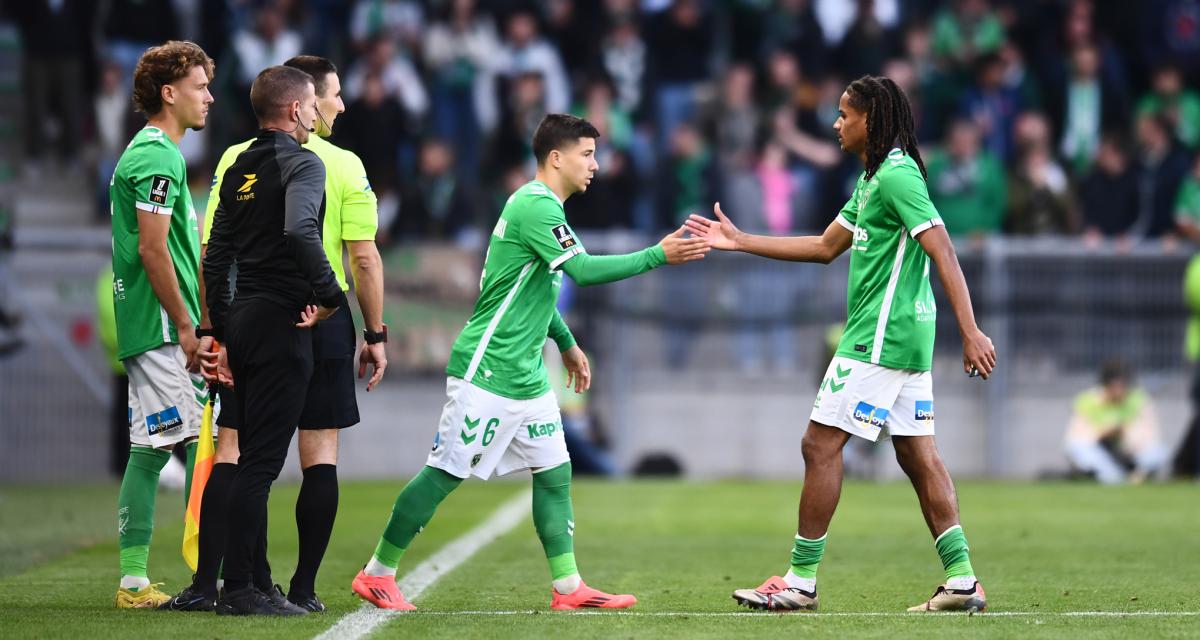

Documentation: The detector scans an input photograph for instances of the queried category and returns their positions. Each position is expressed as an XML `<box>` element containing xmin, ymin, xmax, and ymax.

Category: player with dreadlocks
<box><xmin>687</xmin><ymin>75</ymin><xmax>996</xmax><ymax>613</ymax></box>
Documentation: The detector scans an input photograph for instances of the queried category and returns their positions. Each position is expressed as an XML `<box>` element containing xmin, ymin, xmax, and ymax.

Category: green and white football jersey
<box><xmin>110</xmin><ymin>126</ymin><xmax>201</xmax><ymax>360</ymax></box>
<box><xmin>446</xmin><ymin>181</ymin><xmax>584</xmax><ymax>400</ymax></box>
<box><xmin>834</xmin><ymin>149</ymin><xmax>943</xmax><ymax>372</ymax></box>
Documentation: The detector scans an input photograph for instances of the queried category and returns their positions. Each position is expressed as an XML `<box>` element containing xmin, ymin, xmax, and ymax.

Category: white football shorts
<box><xmin>125</xmin><ymin>343</ymin><xmax>205</xmax><ymax>448</ymax></box>
<box><xmin>810</xmin><ymin>356</ymin><xmax>935</xmax><ymax>441</ymax></box>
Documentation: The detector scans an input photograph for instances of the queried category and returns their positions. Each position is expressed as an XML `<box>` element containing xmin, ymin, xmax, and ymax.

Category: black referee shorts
<box><xmin>216</xmin><ymin>304</ymin><xmax>360</xmax><ymax>430</ymax></box>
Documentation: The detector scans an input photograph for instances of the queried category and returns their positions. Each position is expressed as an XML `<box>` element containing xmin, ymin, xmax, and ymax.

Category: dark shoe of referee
<box><xmin>202</xmin><ymin>65</ymin><xmax>344</xmax><ymax>617</ymax></box>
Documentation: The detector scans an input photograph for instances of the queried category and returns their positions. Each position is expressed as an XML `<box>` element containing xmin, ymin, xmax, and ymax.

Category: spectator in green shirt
<box><xmin>930</xmin><ymin>0</ymin><xmax>1005</xmax><ymax>68</ymax></box>
<box><xmin>926</xmin><ymin>118</ymin><xmax>1007</xmax><ymax>236</ymax></box>
<box><xmin>1173</xmin><ymin>154</ymin><xmax>1200</xmax><ymax>242</ymax></box>
<box><xmin>1136</xmin><ymin>64</ymin><xmax>1200</xmax><ymax>149</ymax></box>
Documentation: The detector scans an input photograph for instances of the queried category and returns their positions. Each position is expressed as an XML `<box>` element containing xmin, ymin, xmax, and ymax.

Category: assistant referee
<box><xmin>203</xmin><ymin>65</ymin><xmax>343</xmax><ymax>616</ymax></box>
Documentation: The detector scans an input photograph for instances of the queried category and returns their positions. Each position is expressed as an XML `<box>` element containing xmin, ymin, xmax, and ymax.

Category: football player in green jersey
<box><xmin>352</xmin><ymin>114</ymin><xmax>709</xmax><ymax>611</ymax></box>
<box><xmin>108</xmin><ymin>41</ymin><xmax>213</xmax><ymax>609</ymax></box>
<box><xmin>688</xmin><ymin>76</ymin><xmax>997</xmax><ymax>613</ymax></box>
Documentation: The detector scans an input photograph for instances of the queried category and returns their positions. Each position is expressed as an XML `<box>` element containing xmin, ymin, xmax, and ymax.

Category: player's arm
<box><xmin>915</xmin><ymin>225</ymin><xmax>995</xmax><ymax>379</ymax></box>
<box><xmin>685</xmin><ymin>203</ymin><xmax>852</xmax><ymax>264</ymax></box>
<box><xmin>558</xmin><ymin>227</ymin><xmax>709</xmax><ymax>286</ymax></box>
<box><xmin>136</xmin><ymin>209</ymin><xmax>199</xmax><ymax>368</ymax></box>
<box><xmin>548</xmin><ymin>309</ymin><xmax>589</xmax><ymax>392</ymax></box>
<box><xmin>281</xmin><ymin>152</ymin><xmax>346</xmax><ymax>317</ymax></box>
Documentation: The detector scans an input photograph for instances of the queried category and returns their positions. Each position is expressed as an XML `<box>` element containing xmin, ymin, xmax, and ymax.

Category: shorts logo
<box><xmin>149</xmin><ymin>175</ymin><xmax>172</xmax><ymax>205</ymax></box>
<box><xmin>852</xmin><ymin>401</ymin><xmax>889</xmax><ymax>430</ymax></box>
<box><xmin>431</xmin><ymin>432</ymin><xmax>441</xmax><ymax>451</ymax></box>
<box><xmin>551</xmin><ymin>224</ymin><xmax>577</xmax><ymax>250</ymax></box>
<box><xmin>460</xmin><ymin>415</ymin><xmax>480</xmax><ymax>445</ymax></box>
<box><xmin>915</xmin><ymin>400</ymin><xmax>934</xmax><ymax>421</ymax></box>
<box><xmin>146</xmin><ymin>405</ymin><xmax>183</xmax><ymax>436</ymax></box>
<box><xmin>471</xmin><ymin>454</ymin><xmax>482</xmax><ymax>468</ymax></box>
<box><xmin>526</xmin><ymin>422</ymin><xmax>559</xmax><ymax>439</ymax></box>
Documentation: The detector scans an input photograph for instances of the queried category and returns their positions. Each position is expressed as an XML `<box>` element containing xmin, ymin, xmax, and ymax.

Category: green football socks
<box><xmin>532</xmin><ymin>462</ymin><xmax>577</xmax><ymax>579</ymax></box>
<box><xmin>789</xmin><ymin>533</ymin><xmax>826</xmax><ymax>579</ymax></box>
<box><xmin>117</xmin><ymin>446</ymin><xmax>170</xmax><ymax>581</ymax></box>
<box><xmin>935</xmin><ymin>525</ymin><xmax>975</xmax><ymax>580</ymax></box>
<box><xmin>370</xmin><ymin>466</ymin><xmax>462</xmax><ymax>573</ymax></box>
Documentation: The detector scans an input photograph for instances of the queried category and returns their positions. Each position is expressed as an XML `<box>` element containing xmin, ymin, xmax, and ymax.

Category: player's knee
<box><xmin>298</xmin><ymin>429</ymin><xmax>339</xmax><ymax>468</ymax></box>
<box><xmin>801</xmin><ymin>426</ymin><xmax>839</xmax><ymax>465</ymax></box>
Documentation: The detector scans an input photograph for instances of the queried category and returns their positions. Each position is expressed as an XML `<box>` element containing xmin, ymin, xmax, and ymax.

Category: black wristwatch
<box><xmin>364</xmin><ymin>324</ymin><xmax>388</xmax><ymax>345</ymax></box>
<box><xmin>195</xmin><ymin>327</ymin><xmax>215</xmax><ymax>339</ymax></box>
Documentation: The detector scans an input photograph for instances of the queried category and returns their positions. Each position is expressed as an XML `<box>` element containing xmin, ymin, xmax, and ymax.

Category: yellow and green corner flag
<box><xmin>183</xmin><ymin>382</ymin><xmax>217</xmax><ymax>571</ymax></box>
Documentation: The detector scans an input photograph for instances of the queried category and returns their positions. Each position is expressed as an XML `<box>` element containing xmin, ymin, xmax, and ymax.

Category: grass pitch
<box><xmin>1</xmin><ymin>479</ymin><xmax>1197</xmax><ymax>639</ymax></box>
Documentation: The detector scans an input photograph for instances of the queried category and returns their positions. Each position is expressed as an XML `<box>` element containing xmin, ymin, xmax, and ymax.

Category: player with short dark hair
<box><xmin>688</xmin><ymin>75</ymin><xmax>997</xmax><ymax>613</ymax></box>
<box><xmin>109</xmin><ymin>40</ymin><xmax>213</xmax><ymax>609</ymax></box>
<box><xmin>351</xmin><ymin>113</ymin><xmax>709</xmax><ymax>611</ymax></box>
<box><xmin>163</xmin><ymin>55</ymin><xmax>385</xmax><ymax>614</ymax></box>
<box><xmin>202</xmin><ymin>64</ymin><xmax>341</xmax><ymax>617</ymax></box>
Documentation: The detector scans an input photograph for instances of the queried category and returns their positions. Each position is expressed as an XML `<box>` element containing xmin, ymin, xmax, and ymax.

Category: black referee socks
<box><xmin>290</xmin><ymin>464</ymin><xmax>339</xmax><ymax>599</ymax></box>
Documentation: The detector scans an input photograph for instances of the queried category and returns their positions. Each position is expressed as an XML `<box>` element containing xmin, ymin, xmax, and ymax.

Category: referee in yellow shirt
<box><xmin>163</xmin><ymin>56</ymin><xmax>386</xmax><ymax>613</ymax></box>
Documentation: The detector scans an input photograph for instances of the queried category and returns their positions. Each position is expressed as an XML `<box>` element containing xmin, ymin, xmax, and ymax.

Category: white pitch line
<box><xmin>351</xmin><ymin>610</ymin><xmax>1200</xmax><ymax>618</ymax></box>
<box><xmin>315</xmin><ymin>489</ymin><xmax>532</xmax><ymax>640</ymax></box>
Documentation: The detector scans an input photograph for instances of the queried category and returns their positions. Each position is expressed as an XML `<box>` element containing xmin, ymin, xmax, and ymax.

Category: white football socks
<box><xmin>782</xmin><ymin>569</ymin><xmax>816</xmax><ymax>592</ymax></box>
<box><xmin>120</xmin><ymin>575</ymin><xmax>150</xmax><ymax>590</ymax></box>
<box><xmin>946</xmin><ymin>576</ymin><xmax>977</xmax><ymax>590</ymax></box>
<box><xmin>553</xmin><ymin>573</ymin><xmax>582</xmax><ymax>595</ymax></box>
<box><xmin>364</xmin><ymin>556</ymin><xmax>397</xmax><ymax>578</ymax></box>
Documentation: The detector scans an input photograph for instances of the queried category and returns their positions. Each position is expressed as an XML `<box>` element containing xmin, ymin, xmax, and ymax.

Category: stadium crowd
<box><xmin>10</xmin><ymin>0</ymin><xmax>1200</xmax><ymax>248</ymax></box>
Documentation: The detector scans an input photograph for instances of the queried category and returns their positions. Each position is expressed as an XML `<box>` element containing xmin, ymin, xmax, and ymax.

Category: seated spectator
<box><xmin>1057</xmin><ymin>42</ymin><xmax>1127</xmax><ymax>175</ymax></box>
<box><xmin>332</xmin><ymin>71</ymin><xmax>408</xmax><ymax>238</ymax></box>
<box><xmin>1135</xmin><ymin>64</ymin><xmax>1200</xmax><ymax>149</ymax></box>
<box><xmin>1175</xmin><ymin>154</ymin><xmax>1200</xmax><ymax>243</ymax></box>
<box><xmin>959</xmin><ymin>52</ymin><xmax>1025</xmax><ymax>164</ymax></box>
<box><xmin>349</xmin><ymin>0</ymin><xmax>424</xmax><ymax>55</ymax></box>
<box><xmin>1080</xmin><ymin>134</ymin><xmax>1138</xmax><ymax>244</ymax></box>
<box><xmin>656</xmin><ymin>122</ymin><xmax>716</xmax><ymax>231</ymax></box>
<box><xmin>1132</xmin><ymin>113</ymin><xmax>1191</xmax><ymax>240</ymax></box>
<box><xmin>601</xmin><ymin>16</ymin><xmax>647</xmax><ymax>115</ymax></box>
<box><xmin>343</xmin><ymin>35</ymin><xmax>429</xmax><ymax>128</ymax></box>
<box><xmin>1006</xmin><ymin>113</ymin><xmax>1076</xmax><ymax>235</ymax></box>
<box><xmin>393</xmin><ymin>139</ymin><xmax>479</xmax><ymax>245</ymax></box>
<box><xmin>648</xmin><ymin>0</ymin><xmax>712</xmax><ymax>151</ymax></box>
<box><xmin>1064</xmin><ymin>361</ymin><xmax>1169</xmax><ymax>484</ymax></box>
<box><xmin>477</xmin><ymin>8</ymin><xmax>569</xmax><ymax>133</ymax></box>
<box><xmin>926</xmin><ymin>119</ymin><xmax>1007</xmax><ymax>237</ymax></box>
<box><xmin>566</xmin><ymin>77</ymin><xmax>637</xmax><ymax>229</ymax></box>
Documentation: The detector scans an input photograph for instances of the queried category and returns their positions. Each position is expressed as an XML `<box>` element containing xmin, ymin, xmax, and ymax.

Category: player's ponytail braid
<box><xmin>846</xmin><ymin>75</ymin><xmax>927</xmax><ymax>182</ymax></box>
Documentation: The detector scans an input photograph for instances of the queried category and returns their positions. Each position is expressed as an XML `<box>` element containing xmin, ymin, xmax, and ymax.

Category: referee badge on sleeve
<box><xmin>149</xmin><ymin>175</ymin><xmax>172</xmax><ymax>205</ymax></box>
<box><xmin>551</xmin><ymin>224</ymin><xmax>577</xmax><ymax>250</ymax></box>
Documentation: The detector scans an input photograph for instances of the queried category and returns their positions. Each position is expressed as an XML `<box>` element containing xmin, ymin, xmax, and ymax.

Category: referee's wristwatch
<box><xmin>195</xmin><ymin>327</ymin><xmax>215</xmax><ymax>339</ymax></box>
<box><xmin>364</xmin><ymin>324</ymin><xmax>388</xmax><ymax>345</ymax></box>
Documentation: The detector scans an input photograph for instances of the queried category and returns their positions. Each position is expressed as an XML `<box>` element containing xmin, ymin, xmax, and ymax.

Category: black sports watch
<box><xmin>364</xmin><ymin>324</ymin><xmax>388</xmax><ymax>345</ymax></box>
<box><xmin>195</xmin><ymin>327</ymin><xmax>215</xmax><ymax>339</ymax></box>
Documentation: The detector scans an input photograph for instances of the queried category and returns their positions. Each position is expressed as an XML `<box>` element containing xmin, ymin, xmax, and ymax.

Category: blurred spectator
<box><xmin>657</xmin><ymin>122</ymin><xmax>716</xmax><ymax>230</ymax></box>
<box><xmin>834</xmin><ymin>0</ymin><xmax>899</xmax><ymax>81</ymax></box>
<box><xmin>1175</xmin><ymin>155</ymin><xmax>1200</xmax><ymax>243</ymax></box>
<box><xmin>476</xmin><ymin>9</ymin><xmax>569</xmax><ymax>134</ymax></box>
<box><xmin>1006</xmin><ymin>112</ymin><xmax>1076</xmax><ymax>235</ymax></box>
<box><xmin>1131</xmin><ymin>113</ymin><xmax>1191</xmax><ymax>240</ymax></box>
<box><xmin>927</xmin><ymin>119</ymin><xmax>1006</xmax><ymax>236</ymax></box>
<box><xmin>1139</xmin><ymin>0</ymin><xmax>1200</xmax><ymax>79</ymax></box>
<box><xmin>424</xmin><ymin>0</ymin><xmax>501</xmax><ymax>180</ymax></box>
<box><xmin>815</xmin><ymin>0</ymin><xmax>898</xmax><ymax>46</ymax></box>
<box><xmin>94</xmin><ymin>60</ymin><xmax>139</xmax><ymax>218</ymax></box>
<box><xmin>1080</xmin><ymin>133</ymin><xmax>1139</xmax><ymax>244</ymax></box>
<box><xmin>544</xmin><ymin>0</ymin><xmax>604</xmax><ymax>79</ymax></box>
<box><xmin>761</xmin><ymin>0</ymin><xmax>828</xmax><ymax>78</ymax></box>
<box><xmin>902</xmin><ymin>21</ymin><xmax>958</xmax><ymax>142</ymax></box>
<box><xmin>930</xmin><ymin>0</ymin><xmax>1005</xmax><ymax>68</ymax></box>
<box><xmin>100</xmin><ymin>0</ymin><xmax>177</xmax><ymax>83</ymax></box>
<box><xmin>1064</xmin><ymin>360</ymin><xmax>1169</xmax><ymax>484</ymax></box>
<box><xmin>486</xmin><ymin>72</ymin><xmax>550</xmax><ymax>178</ymax></box>
<box><xmin>232</xmin><ymin>4</ymin><xmax>303</xmax><ymax>89</ymax></box>
<box><xmin>393</xmin><ymin>139</ymin><xmax>479</xmax><ymax>245</ymax></box>
<box><xmin>600</xmin><ymin>16</ymin><xmax>647</xmax><ymax>114</ymax></box>
<box><xmin>333</xmin><ymin>71</ymin><xmax>408</xmax><ymax>237</ymax></box>
<box><xmin>1135</xmin><ymin>64</ymin><xmax>1200</xmax><ymax>149</ymax></box>
<box><xmin>959</xmin><ymin>52</ymin><xmax>1025</xmax><ymax>164</ymax></box>
<box><xmin>706</xmin><ymin>64</ymin><xmax>760</xmax><ymax>180</ymax></box>
<box><xmin>566</xmin><ymin>78</ymin><xmax>637</xmax><ymax>229</ymax></box>
<box><xmin>349</xmin><ymin>0</ymin><xmax>424</xmax><ymax>54</ymax></box>
<box><xmin>647</xmin><ymin>0</ymin><xmax>712</xmax><ymax>151</ymax></box>
<box><xmin>1057</xmin><ymin>42</ymin><xmax>1129</xmax><ymax>174</ymax></box>
<box><xmin>11</xmin><ymin>0</ymin><xmax>95</xmax><ymax>175</ymax></box>
<box><xmin>343</xmin><ymin>35</ymin><xmax>429</xmax><ymax>126</ymax></box>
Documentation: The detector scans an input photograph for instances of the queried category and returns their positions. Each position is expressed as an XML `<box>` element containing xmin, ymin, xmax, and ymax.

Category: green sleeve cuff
<box><xmin>648</xmin><ymin>244</ymin><xmax>667</xmax><ymax>266</ymax></box>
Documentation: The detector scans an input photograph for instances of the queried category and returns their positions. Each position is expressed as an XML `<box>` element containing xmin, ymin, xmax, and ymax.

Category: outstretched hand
<box><xmin>685</xmin><ymin>202</ymin><xmax>741</xmax><ymax>251</ymax></box>
<box><xmin>658</xmin><ymin>225</ymin><xmax>710</xmax><ymax>264</ymax></box>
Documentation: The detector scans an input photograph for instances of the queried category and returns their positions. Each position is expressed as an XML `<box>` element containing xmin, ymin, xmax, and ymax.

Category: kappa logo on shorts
<box><xmin>145</xmin><ymin>405</ymin><xmax>183</xmax><ymax>436</ymax></box>
<box><xmin>149</xmin><ymin>175</ymin><xmax>172</xmax><ymax>205</ymax></box>
<box><xmin>852</xmin><ymin>401</ymin><xmax>889</xmax><ymax>430</ymax></box>
<box><xmin>526</xmin><ymin>422</ymin><xmax>559</xmax><ymax>439</ymax></box>
<box><xmin>915</xmin><ymin>400</ymin><xmax>934</xmax><ymax>421</ymax></box>
<box><xmin>551</xmin><ymin>224</ymin><xmax>577</xmax><ymax>250</ymax></box>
